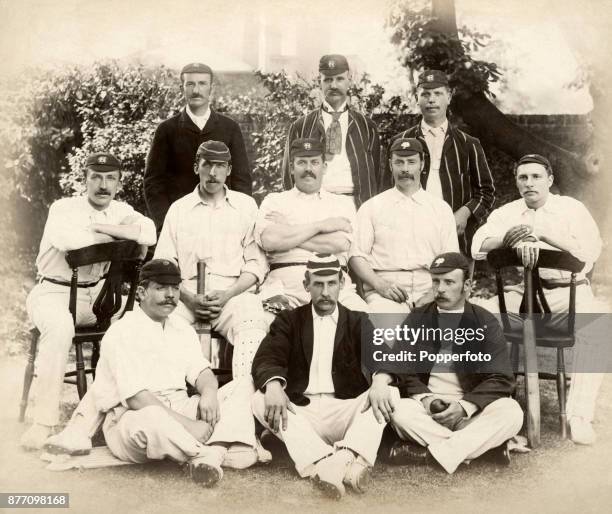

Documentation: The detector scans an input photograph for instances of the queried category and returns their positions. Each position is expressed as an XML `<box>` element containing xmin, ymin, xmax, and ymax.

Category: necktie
<box><xmin>322</xmin><ymin>105</ymin><xmax>347</xmax><ymax>156</ymax></box>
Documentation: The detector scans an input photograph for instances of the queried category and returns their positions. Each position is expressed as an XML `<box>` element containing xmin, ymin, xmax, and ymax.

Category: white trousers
<box><xmin>392</xmin><ymin>397</ymin><xmax>523</xmax><ymax>473</ymax></box>
<box><xmin>173</xmin><ymin>280</ymin><xmax>267</xmax><ymax>378</ymax></box>
<box><xmin>364</xmin><ymin>270</ymin><xmax>432</xmax><ymax>314</ymax></box>
<box><xmin>103</xmin><ymin>378</ymin><xmax>256</xmax><ymax>464</ymax></box>
<box><xmin>252</xmin><ymin>390</ymin><xmax>390</xmax><ymax>477</ymax></box>
<box><xmin>26</xmin><ymin>280</ymin><xmax>120</xmax><ymax>426</ymax></box>
<box><xmin>474</xmin><ymin>284</ymin><xmax>610</xmax><ymax>422</ymax></box>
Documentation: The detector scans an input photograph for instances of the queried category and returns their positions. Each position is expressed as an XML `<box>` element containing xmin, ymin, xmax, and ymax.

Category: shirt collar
<box><xmin>131</xmin><ymin>305</ymin><xmax>169</xmax><ymax>329</ymax></box>
<box><xmin>519</xmin><ymin>192</ymin><xmax>559</xmax><ymax>215</ymax></box>
<box><xmin>390</xmin><ymin>186</ymin><xmax>426</xmax><ymax>204</ymax></box>
<box><xmin>322</xmin><ymin>100</ymin><xmax>348</xmax><ymax>114</ymax></box>
<box><xmin>311</xmin><ymin>304</ymin><xmax>339</xmax><ymax>324</ymax></box>
<box><xmin>291</xmin><ymin>186</ymin><xmax>324</xmax><ymax>200</ymax></box>
<box><xmin>186</xmin><ymin>185</ymin><xmax>238</xmax><ymax>209</ymax></box>
<box><xmin>81</xmin><ymin>195</ymin><xmax>112</xmax><ymax>217</ymax></box>
<box><xmin>186</xmin><ymin>105</ymin><xmax>211</xmax><ymax>125</ymax></box>
<box><xmin>421</xmin><ymin>119</ymin><xmax>448</xmax><ymax>136</ymax></box>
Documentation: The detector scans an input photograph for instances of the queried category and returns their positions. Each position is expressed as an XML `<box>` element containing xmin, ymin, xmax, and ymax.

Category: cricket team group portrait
<box><xmin>2</xmin><ymin>0</ymin><xmax>612</xmax><ymax>512</ymax></box>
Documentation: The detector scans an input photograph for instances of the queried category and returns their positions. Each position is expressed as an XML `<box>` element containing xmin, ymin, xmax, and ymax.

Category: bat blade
<box><xmin>195</xmin><ymin>260</ymin><xmax>212</xmax><ymax>361</ymax></box>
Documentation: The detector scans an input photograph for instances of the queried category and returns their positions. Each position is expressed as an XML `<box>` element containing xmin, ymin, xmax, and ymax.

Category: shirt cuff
<box><xmin>263</xmin><ymin>376</ymin><xmax>287</xmax><ymax>390</ymax></box>
<box><xmin>412</xmin><ymin>393</ymin><xmax>433</xmax><ymax>402</ymax></box>
<box><xmin>458</xmin><ymin>399</ymin><xmax>479</xmax><ymax>419</ymax></box>
<box><xmin>186</xmin><ymin>361</ymin><xmax>212</xmax><ymax>387</ymax></box>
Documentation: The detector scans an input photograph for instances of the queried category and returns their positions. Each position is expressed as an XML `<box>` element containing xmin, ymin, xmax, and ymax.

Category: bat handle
<box><xmin>197</xmin><ymin>260</ymin><xmax>207</xmax><ymax>296</ymax></box>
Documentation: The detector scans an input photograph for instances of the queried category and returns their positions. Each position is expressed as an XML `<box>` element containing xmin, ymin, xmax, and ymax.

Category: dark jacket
<box><xmin>392</xmin><ymin>122</ymin><xmax>495</xmax><ymax>253</ymax></box>
<box><xmin>399</xmin><ymin>301</ymin><xmax>515</xmax><ymax>412</ymax></box>
<box><xmin>281</xmin><ymin>108</ymin><xmax>385</xmax><ymax>209</ymax></box>
<box><xmin>143</xmin><ymin>108</ymin><xmax>253</xmax><ymax>231</ymax></box>
<box><xmin>252</xmin><ymin>303</ymin><xmax>398</xmax><ymax>406</ymax></box>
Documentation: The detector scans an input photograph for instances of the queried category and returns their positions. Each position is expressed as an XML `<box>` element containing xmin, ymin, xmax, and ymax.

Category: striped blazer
<box><xmin>281</xmin><ymin>108</ymin><xmax>386</xmax><ymax>208</ymax></box>
<box><xmin>393</xmin><ymin>122</ymin><xmax>495</xmax><ymax>252</ymax></box>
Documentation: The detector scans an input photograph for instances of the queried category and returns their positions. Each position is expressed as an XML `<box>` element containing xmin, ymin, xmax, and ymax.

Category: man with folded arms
<box><xmin>256</xmin><ymin>138</ymin><xmax>368</xmax><ymax>318</ymax></box>
<box><xmin>350</xmin><ymin>138</ymin><xmax>458</xmax><ymax>314</ymax></box>
<box><xmin>471</xmin><ymin>153</ymin><xmax>608</xmax><ymax>445</ymax></box>
<box><xmin>389</xmin><ymin>252</ymin><xmax>523</xmax><ymax>474</ymax></box>
<box><xmin>20</xmin><ymin>152</ymin><xmax>156</xmax><ymax>450</ymax></box>
<box><xmin>252</xmin><ymin>254</ymin><xmax>402</xmax><ymax>500</ymax></box>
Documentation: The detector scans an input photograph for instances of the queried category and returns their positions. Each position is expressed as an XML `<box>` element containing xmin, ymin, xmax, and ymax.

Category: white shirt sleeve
<box><xmin>471</xmin><ymin>206</ymin><xmax>509</xmax><ymax>260</ymax></box>
<box><xmin>153</xmin><ymin>204</ymin><xmax>180</xmax><ymax>265</ymax></box>
<box><xmin>254</xmin><ymin>193</ymin><xmax>279</xmax><ymax>249</ymax></box>
<box><xmin>182</xmin><ymin>325</ymin><xmax>212</xmax><ymax>387</ymax></box>
<box><xmin>45</xmin><ymin>200</ymin><xmax>99</xmax><ymax>252</ymax></box>
<box><xmin>349</xmin><ymin>200</ymin><xmax>375</xmax><ymax>261</ymax></box>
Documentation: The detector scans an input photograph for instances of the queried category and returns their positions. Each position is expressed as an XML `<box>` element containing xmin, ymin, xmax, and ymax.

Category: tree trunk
<box><xmin>429</xmin><ymin>0</ymin><xmax>604</xmax><ymax>220</ymax></box>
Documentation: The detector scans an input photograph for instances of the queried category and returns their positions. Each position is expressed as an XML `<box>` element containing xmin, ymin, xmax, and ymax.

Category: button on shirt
<box><xmin>421</xmin><ymin>119</ymin><xmax>448</xmax><ymax>200</ymax></box>
<box><xmin>320</xmin><ymin>101</ymin><xmax>353</xmax><ymax>194</ymax></box>
<box><xmin>304</xmin><ymin>306</ymin><xmax>338</xmax><ymax>394</ymax></box>
<box><xmin>255</xmin><ymin>187</ymin><xmax>357</xmax><ymax>266</ymax></box>
<box><xmin>35</xmin><ymin>196</ymin><xmax>157</xmax><ymax>283</ymax></box>
<box><xmin>471</xmin><ymin>194</ymin><xmax>602</xmax><ymax>281</ymax></box>
<box><xmin>154</xmin><ymin>186</ymin><xmax>268</xmax><ymax>292</ymax></box>
<box><xmin>350</xmin><ymin>187</ymin><xmax>459</xmax><ymax>271</ymax></box>
<box><xmin>186</xmin><ymin>105</ymin><xmax>211</xmax><ymax>131</ymax></box>
<box><xmin>92</xmin><ymin>307</ymin><xmax>211</xmax><ymax>411</ymax></box>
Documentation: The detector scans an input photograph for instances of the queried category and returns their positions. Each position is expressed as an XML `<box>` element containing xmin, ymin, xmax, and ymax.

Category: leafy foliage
<box><xmin>387</xmin><ymin>0</ymin><xmax>502</xmax><ymax>100</ymax></box>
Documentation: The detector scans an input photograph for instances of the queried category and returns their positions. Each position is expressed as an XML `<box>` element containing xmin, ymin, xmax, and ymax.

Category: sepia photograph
<box><xmin>1</xmin><ymin>0</ymin><xmax>611</xmax><ymax>512</ymax></box>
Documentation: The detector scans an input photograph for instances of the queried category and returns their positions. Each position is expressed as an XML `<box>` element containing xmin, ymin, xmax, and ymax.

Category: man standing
<box><xmin>20</xmin><ymin>153</ymin><xmax>156</xmax><ymax>450</ymax></box>
<box><xmin>281</xmin><ymin>54</ymin><xmax>384</xmax><ymax>208</ymax></box>
<box><xmin>144</xmin><ymin>62</ymin><xmax>252</xmax><ymax>231</ymax></box>
<box><xmin>388</xmin><ymin>252</ymin><xmax>523</xmax><ymax>474</ymax></box>
<box><xmin>256</xmin><ymin>138</ymin><xmax>367</xmax><ymax>315</ymax></box>
<box><xmin>252</xmin><ymin>254</ymin><xmax>402</xmax><ymax>500</ymax></box>
<box><xmin>471</xmin><ymin>153</ymin><xmax>608</xmax><ymax>445</ymax></box>
<box><xmin>393</xmin><ymin>70</ymin><xmax>495</xmax><ymax>253</ymax></box>
<box><xmin>350</xmin><ymin>138</ymin><xmax>459</xmax><ymax>314</ymax></box>
<box><xmin>92</xmin><ymin>259</ymin><xmax>259</xmax><ymax>487</ymax></box>
<box><xmin>154</xmin><ymin>140</ymin><xmax>268</xmax><ymax>379</ymax></box>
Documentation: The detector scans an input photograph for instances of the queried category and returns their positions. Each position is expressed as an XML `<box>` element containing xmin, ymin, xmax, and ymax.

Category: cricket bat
<box><xmin>196</xmin><ymin>260</ymin><xmax>212</xmax><ymax>361</ymax></box>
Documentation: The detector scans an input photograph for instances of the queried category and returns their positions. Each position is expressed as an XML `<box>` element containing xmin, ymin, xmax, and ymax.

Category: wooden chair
<box><xmin>487</xmin><ymin>248</ymin><xmax>584</xmax><ymax>442</ymax></box>
<box><xmin>19</xmin><ymin>240</ymin><xmax>145</xmax><ymax>422</ymax></box>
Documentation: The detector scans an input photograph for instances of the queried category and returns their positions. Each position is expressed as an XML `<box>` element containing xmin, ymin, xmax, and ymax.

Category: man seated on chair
<box><xmin>251</xmin><ymin>254</ymin><xmax>403</xmax><ymax>500</ymax></box>
<box><xmin>20</xmin><ymin>152</ymin><xmax>157</xmax><ymax>450</ymax></box>
<box><xmin>388</xmin><ymin>252</ymin><xmax>523</xmax><ymax>474</ymax></box>
<box><xmin>471</xmin><ymin>153</ymin><xmax>608</xmax><ymax>445</ymax></box>
<box><xmin>349</xmin><ymin>138</ymin><xmax>459</xmax><ymax>314</ymax></box>
<box><xmin>153</xmin><ymin>140</ymin><xmax>268</xmax><ymax>379</ymax></box>
<box><xmin>81</xmin><ymin>259</ymin><xmax>258</xmax><ymax>486</ymax></box>
<box><xmin>255</xmin><ymin>138</ymin><xmax>368</xmax><ymax>320</ymax></box>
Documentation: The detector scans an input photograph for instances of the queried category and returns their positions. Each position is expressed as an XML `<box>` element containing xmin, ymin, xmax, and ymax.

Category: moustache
<box><xmin>161</xmin><ymin>300</ymin><xmax>177</xmax><ymax>307</ymax></box>
<box><xmin>300</xmin><ymin>171</ymin><xmax>316</xmax><ymax>179</ymax></box>
<box><xmin>435</xmin><ymin>296</ymin><xmax>448</xmax><ymax>301</ymax></box>
<box><xmin>398</xmin><ymin>174</ymin><xmax>416</xmax><ymax>180</ymax></box>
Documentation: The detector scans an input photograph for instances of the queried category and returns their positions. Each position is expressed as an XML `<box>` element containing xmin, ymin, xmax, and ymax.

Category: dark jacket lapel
<box><xmin>178</xmin><ymin>108</ymin><xmax>201</xmax><ymax>135</ymax></box>
<box><xmin>333</xmin><ymin>304</ymin><xmax>347</xmax><ymax>353</ymax></box>
<box><xmin>301</xmin><ymin>304</ymin><xmax>314</xmax><ymax>367</ymax></box>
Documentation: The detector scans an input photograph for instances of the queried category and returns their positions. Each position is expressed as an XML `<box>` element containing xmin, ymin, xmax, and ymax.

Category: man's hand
<box><xmin>420</xmin><ymin>395</ymin><xmax>436</xmax><ymax>414</ymax></box>
<box><xmin>515</xmin><ymin>242</ymin><xmax>540</xmax><ymax>270</ymax></box>
<box><xmin>362</xmin><ymin>375</ymin><xmax>396</xmax><ymax>423</ymax></box>
<box><xmin>204</xmin><ymin>290</ymin><xmax>233</xmax><ymax>318</ymax></box>
<box><xmin>185</xmin><ymin>419</ymin><xmax>214</xmax><ymax>443</ymax></box>
<box><xmin>264</xmin><ymin>381</ymin><xmax>295</xmax><ymax>433</ymax></box>
<box><xmin>198</xmin><ymin>391</ymin><xmax>220</xmax><ymax>427</ymax></box>
<box><xmin>185</xmin><ymin>292</ymin><xmax>223</xmax><ymax>322</ymax></box>
<box><xmin>265</xmin><ymin>211</ymin><xmax>289</xmax><ymax>225</ymax></box>
<box><xmin>454</xmin><ymin>206</ymin><xmax>471</xmax><ymax>236</ymax></box>
<box><xmin>503</xmin><ymin>224</ymin><xmax>533</xmax><ymax>248</ymax></box>
<box><xmin>319</xmin><ymin>217</ymin><xmax>353</xmax><ymax>234</ymax></box>
<box><xmin>432</xmin><ymin>401</ymin><xmax>467</xmax><ymax>430</ymax></box>
<box><xmin>374</xmin><ymin>278</ymin><xmax>408</xmax><ymax>304</ymax></box>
